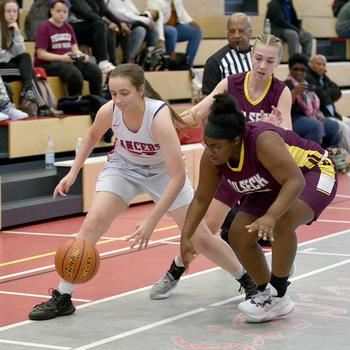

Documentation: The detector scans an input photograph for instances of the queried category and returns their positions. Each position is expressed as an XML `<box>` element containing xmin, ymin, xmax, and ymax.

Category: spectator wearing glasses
<box><xmin>202</xmin><ymin>12</ymin><xmax>252</xmax><ymax>96</ymax></box>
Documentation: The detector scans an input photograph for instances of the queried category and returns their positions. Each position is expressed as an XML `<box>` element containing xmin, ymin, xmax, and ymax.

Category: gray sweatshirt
<box><xmin>0</xmin><ymin>28</ymin><xmax>26</xmax><ymax>63</ymax></box>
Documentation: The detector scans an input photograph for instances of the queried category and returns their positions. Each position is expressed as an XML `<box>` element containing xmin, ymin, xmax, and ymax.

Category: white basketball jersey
<box><xmin>108</xmin><ymin>97</ymin><xmax>166</xmax><ymax>165</ymax></box>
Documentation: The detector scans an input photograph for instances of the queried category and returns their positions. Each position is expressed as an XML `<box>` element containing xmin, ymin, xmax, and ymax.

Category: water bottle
<box><xmin>75</xmin><ymin>137</ymin><xmax>82</xmax><ymax>155</ymax></box>
<box><xmin>264</xmin><ymin>18</ymin><xmax>271</xmax><ymax>35</ymax></box>
<box><xmin>45</xmin><ymin>135</ymin><xmax>55</xmax><ymax>169</ymax></box>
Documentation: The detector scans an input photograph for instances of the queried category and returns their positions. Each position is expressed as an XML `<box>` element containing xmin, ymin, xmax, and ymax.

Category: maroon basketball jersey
<box><xmin>217</xmin><ymin>122</ymin><xmax>334</xmax><ymax>204</ymax></box>
<box><xmin>227</xmin><ymin>71</ymin><xmax>286</xmax><ymax>123</ymax></box>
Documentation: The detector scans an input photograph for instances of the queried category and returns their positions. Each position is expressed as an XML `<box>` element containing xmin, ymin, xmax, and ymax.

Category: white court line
<box><xmin>1</xmin><ymin>231</ymin><xmax>129</xmax><ymax>240</ymax></box>
<box><xmin>0</xmin><ymin>234</ymin><xmax>180</xmax><ymax>281</ymax></box>
<box><xmin>299</xmin><ymin>248</ymin><xmax>316</xmax><ymax>252</ymax></box>
<box><xmin>0</xmin><ymin>231</ymin><xmax>77</xmax><ymax>237</ymax></box>
<box><xmin>0</xmin><ymin>228</ymin><xmax>349</xmax><ymax>335</ymax></box>
<box><xmin>0</xmin><ymin>339</ymin><xmax>70</xmax><ymax>349</ymax></box>
<box><xmin>335</xmin><ymin>194</ymin><xmax>350</xmax><ymax>199</ymax></box>
<box><xmin>0</xmin><ymin>291</ymin><xmax>91</xmax><ymax>302</ymax></box>
<box><xmin>298</xmin><ymin>251</ymin><xmax>350</xmax><ymax>257</ymax></box>
<box><xmin>71</xmin><ymin>258</ymin><xmax>350</xmax><ymax>350</ymax></box>
<box><xmin>318</xmin><ymin>219</ymin><xmax>350</xmax><ymax>224</ymax></box>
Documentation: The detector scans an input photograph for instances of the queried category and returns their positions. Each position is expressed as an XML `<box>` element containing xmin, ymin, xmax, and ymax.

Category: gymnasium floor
<box><xmin>0</xmin><ymin>174</ymin><xmax>350</xmax><ymax>349</ymax></box>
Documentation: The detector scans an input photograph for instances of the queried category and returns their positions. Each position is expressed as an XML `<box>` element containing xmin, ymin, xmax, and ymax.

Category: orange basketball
<box><xmin>55</xmin><ymin>238</ymin><xmax>100</xmax><ymax>284</ymax></box>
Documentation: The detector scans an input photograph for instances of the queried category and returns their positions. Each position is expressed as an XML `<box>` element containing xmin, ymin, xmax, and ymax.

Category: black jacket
<box><xmin>306</xmin><ymin>67</ymin><xmax>342</xmax><ymax>120</ymax></box>
<box><xmin>70</xmin><ymin>0</ymin><xmax>130</xmax><ymax>25</ymax></box>
<box><xmin>266</xmin><ymin>0</ymin><xmax>301</xmax><ymax>32</ymax></box>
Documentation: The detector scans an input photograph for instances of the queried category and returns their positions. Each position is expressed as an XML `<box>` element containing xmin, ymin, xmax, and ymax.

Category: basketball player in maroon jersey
<box><xmin>180</xmin><ymin>92</ymin><xmax>337</xmax><ymax>322</ymax></box>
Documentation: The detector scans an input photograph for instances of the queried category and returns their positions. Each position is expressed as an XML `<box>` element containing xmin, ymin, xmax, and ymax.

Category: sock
<box><xmin>174</xmin><ymin>255</ymin><xmax>184</xmax><ymax>267</ymax></box>
<box><xmin>257</xmin><ymin>283</ymin><xmax>268</xmax><ymax>292</ymax></box>
<box><xmin>58</xmin><ymin>280</ymin><xmax>76</xmax><ymax>295</ymax></box>
<box><xmin>270</xmin><ymin>273</ymin><xmax>289</xmax><ymax>297</ymax></box>
<box><xmin>168</xmin><ymin>258</ymin><xmax>185</xmax><ymax>280</ymax></box>
<box><xmin>231</xmin><ymin>265</ymin><xmax>245</xmax><ymax>280</ymax></box>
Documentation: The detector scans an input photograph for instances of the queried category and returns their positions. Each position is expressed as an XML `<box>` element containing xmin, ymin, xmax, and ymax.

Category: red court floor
<box><xmin>1</xmin><ymin>173</ymin><xmax>350</xmax><ymax>328</ymax></box>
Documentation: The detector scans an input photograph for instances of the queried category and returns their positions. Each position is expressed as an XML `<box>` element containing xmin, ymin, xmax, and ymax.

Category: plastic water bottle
<box><xmin>75</xmin><ymin>137</ymin><xmax>82</xmax><ymax>155</ymax></box>
<box><xmin>264</xmin><ymin>18</ymin><xmax>271</xmax><ymax>35</ymax></box>
<box><xmin>45</xmin><ymin>135</ymin><xmax>55</xmax><ymax>169</ymax></box>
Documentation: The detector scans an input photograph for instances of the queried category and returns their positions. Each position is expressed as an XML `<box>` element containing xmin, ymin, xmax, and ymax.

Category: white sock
<box><xmin>174</xmin><ymin>255</ymin><xmax>184</xmax><ymax>267</ymax></box>
<box><xmin>231</xmin><ymin>265</ymin><xmax>245</xmax><ymax>280</ymax></box>
<box><xmin>58</xmin><ymin>280</ymin><xmax>76</xmax><ymax>295</ymax></box>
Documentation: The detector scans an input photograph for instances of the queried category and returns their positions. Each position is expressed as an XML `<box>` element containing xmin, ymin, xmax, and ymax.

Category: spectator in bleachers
<box><xmin>106</xmin><ymin>0</ymin><xmax>159</xmax><ymax>63</ymax></box>
<box><xmin>336</xmin><ymin>1</ymin><xmax>350</xmax><ymax>38</ymax></box>
<box><xmin>0</xmin><ymin>0</ymin><xmax>58</xmax><ymax>116</ymax></box>
<box><xmin>266</xmin><ymin>0</ymin><xmax>313</xmax><ymax>58</ymax></box>
<box><xmin>35</xmin><ymin>0</ymin><xmax>102</xmax><ymax>97</ymax></box>
<box><xmin>306</xmin><ymin>54</ymin><xmax>350</xmax><ymax>153</ymax></box>
<box><xmin>202</xmin><ymin>12</ymin><xmax>252</xmax><ymax>96</ymax></box>
<box><xmin>0</xmin><ymin>74</ymin><xmax>28</xmax><ymax>120</ymax></box>
<box><xmin>69</xmin><ymin>0</ymin><xmax>125</xmax><ymax>73</ymax></box>
<box><xmin>147</xmin><ymin>0</ymin><xmax>202</xmax><ymax>67</ymax></box>
<box><xmin>284</xmin><ymin>53</ymin><xmax>340</xmax><ymax>148</ymax></box>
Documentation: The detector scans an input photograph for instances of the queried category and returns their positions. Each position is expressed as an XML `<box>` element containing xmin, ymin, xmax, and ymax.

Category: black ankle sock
<box><xmin>257</xmin><ymin>283</ymin><xmax>268</xmax><ymax>292</ymax></box>
<box><xmin>270</xmin><ymin>273</ymin><xmax>289</xmax><ymax>297</ymax></box>
<box><xmin>168</xmin><ymin>259</ymin><xmax>185</xmax><ymax>280</ymax></box>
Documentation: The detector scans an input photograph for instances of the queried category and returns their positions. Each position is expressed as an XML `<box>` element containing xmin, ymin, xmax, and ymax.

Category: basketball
<box><xmin>55</xmin><ymin>238</ymin><xmax>100</xmax><ymax>284</ymax></box>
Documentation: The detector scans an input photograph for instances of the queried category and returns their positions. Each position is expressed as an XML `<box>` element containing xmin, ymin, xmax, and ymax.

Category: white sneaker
<box><xmin>238</xmin><ymin>284</ymin><xmax>295</xmax><ymax>323</ymax></box>
<box><xmin>0</xmin><ymin>111</ymin><xmax>9</xmax><ymax>121</ymax></box>
<box><xmin>98</xmin><ymin>60</ymin><xmax>116</xmax><ymax>75</ymax></box>
<box><xmin>3</xmin><ymin>103</ymin><xmax>28</xmax><ymax>120</ymax></box>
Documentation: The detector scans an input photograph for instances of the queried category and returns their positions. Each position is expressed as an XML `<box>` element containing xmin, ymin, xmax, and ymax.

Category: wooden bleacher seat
<box><xmin>145</xmin><ymin>70</ymin><xmax>192</xmax><ymax>100</ymax></box>
<box><xmin>335</xmin><ymin>89</ymin><xmax>350</xmax><ymax>117</ymax></box>
<box><xmin>24</xmin><ymin>41</ymin><xmax>35</xmax><ymax>61</ymax></box>
<box><xmin>9</xmin><ymin>78</ymin><xmax>90</xmax><ymax>107</ymax></box>
<box><xmin>193</xmin><ymin>15</ymin><xmax>264</xmax><ymax>39</ymax></box>
<box><xmin>176</xmin><ymin>39</ymin><xmax>227</xmax><ymax>66</ymax></box>
<box><xmin>22</xmin><ymin>0</ymin><xmax>34</xmax><ymax>11</ymax></box>
<box><xmin>0</xmin><ymin>115</ymin><xmax>112</xmax><ymax>159</ymax></box>
<box><xmin>19</xmin><ymin>9</ymin><xmax>28</xmax><ymax>38</ymax></box>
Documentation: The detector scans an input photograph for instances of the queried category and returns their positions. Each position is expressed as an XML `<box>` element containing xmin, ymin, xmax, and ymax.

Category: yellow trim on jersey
<box><xmin>244</xmin><ymin>71</ymin><xmax>272</xmax><ymax>106</ymax></box>
<box><xmin>287</xmin><ymin>145</ymin><xmax>336</xmax><ymax>179</ymax></box>
<box><xmin>226</xmin><ymin>140</ymin><xmax>245</xmax><ymax>171</ymax></box>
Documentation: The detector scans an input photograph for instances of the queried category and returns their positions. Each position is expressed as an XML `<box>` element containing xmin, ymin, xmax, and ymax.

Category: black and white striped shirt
<box><xmin>202</xmin><ymin>45</ymin><xmax>252</xmax><ymax>95</ymax></box>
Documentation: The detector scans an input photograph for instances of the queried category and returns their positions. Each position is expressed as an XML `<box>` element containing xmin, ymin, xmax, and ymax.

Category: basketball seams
<box><xmin>90</xmin><ymin>245</ymin><xmax>99</xmax><ymax>280</ymax></box>
<box><xmin>60</xmin><ymin>238</ymin><xmax>76</xmax><ymax>283</ymax></box>
<box><xmin>72</xmin><ymin>239</ymin><xmax>86</xmax><ymax>283</ymax></box>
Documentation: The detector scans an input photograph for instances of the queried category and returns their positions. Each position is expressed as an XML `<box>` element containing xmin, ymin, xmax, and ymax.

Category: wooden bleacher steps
<box><xmin>0</xmin><ymin>115</ymin><xmax>112</xmax><ymax>159</ymax></box>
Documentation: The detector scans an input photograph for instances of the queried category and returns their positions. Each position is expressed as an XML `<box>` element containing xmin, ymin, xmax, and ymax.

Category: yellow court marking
<box><xmin>0</xmin><ymin>225</ymin><xmax>178</xmax><ymax>268</ymax></box>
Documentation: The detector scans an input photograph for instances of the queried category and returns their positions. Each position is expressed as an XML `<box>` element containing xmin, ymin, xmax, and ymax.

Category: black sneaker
<box><xmin>28</xmin><ymin>289</ymin><xmax>76</xmax><ymax>320</ymax></box>
<box><xmin>237</xmin><ymin>272</ymin><xmax>257</xmax><ymax>300</ymax></box>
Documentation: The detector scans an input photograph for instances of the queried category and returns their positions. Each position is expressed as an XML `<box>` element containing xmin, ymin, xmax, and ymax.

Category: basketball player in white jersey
<box><xmin>28</xmin><ymin>63</ymin><xmax>255</xmax><ymax>321</ymax></box>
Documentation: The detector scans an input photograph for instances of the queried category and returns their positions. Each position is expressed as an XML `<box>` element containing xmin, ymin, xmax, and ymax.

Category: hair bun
<box><xmin>212</xmin><ymin>92</ymin><xmax>237</xmax><ymax>115</ymax></box>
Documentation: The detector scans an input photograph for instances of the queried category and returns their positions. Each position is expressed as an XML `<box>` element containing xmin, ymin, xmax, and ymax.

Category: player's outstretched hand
<box><xmin>127</xmin><ymin>220</ymin><xmax>155</xmax><ymax>250</ymax></box>
<box><xmin>53</xmin><ymin>173</ymin><xmax>77</xmax><ymax>198</ymax></box>
<box><xmin>245</xmin><ymin>215</ymin><xmax>276</xmax><ymax>242</ymax></box>
<box><xmin>264</xmin><ymin>106</ymin><xmax>282</xmax><ymax>126</ymax></box>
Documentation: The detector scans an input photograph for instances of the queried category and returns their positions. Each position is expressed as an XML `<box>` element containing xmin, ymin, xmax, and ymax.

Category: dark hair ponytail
<box><xmin>207</xmin><ymin>93</ymin><xmax>246</xmax><ymax>138</ymax></box>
